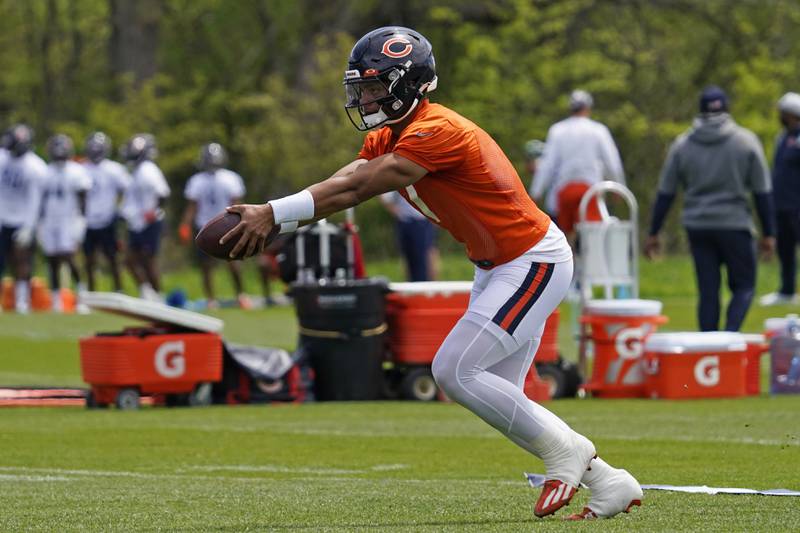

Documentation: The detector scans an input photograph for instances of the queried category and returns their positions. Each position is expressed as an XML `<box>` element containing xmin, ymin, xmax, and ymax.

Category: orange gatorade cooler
<box><xmin>79</xmin><ymin>292</ymin><xmax>224</xmax><ymax>409</ymax></box>
<box><xmin>741</xmin><ymin>333</ymin><xmax>768</xmax><ymax>396</ymax></box>
<box><xmin>642</xmin><ymin>332</ymin><xmax>748</xmax><ymax>399</ymax></box>
<box><xmin>581</xmin><ymin>299</ymin><xmax>667</xmax><ymax>398</ymax></box>
<box><xmin>385</xmin><ymin>281</ymin><xmax>472</xmax><ymax>366</ymax></box>
<box><xmin>385</xmin><ymin>281</ymin><xmax>552</xmax><ymax>401</ymax></box>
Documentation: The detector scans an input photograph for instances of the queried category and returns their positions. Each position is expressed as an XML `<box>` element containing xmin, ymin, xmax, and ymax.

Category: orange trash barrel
<box><xmin>581</xmin><ymin>299</ymin><xmax>667</xmax><ymax>398</ymax></box>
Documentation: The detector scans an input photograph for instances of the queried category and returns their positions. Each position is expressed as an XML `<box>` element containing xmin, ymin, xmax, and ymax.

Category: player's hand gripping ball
<box><xmin>194</xmin><ymin>211</ymin><xmax>279</xmax><ymax>260</ymax></box>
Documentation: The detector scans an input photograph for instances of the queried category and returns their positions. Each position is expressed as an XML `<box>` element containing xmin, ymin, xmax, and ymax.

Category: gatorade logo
<box><xmin>694</xmin><ymin>355</ymin><xmax>720</xmax><ymax>387</ymax></box>
<box><xmin>615</xmin><ymin>326</ymin><xmax>645</xmax><ymax>360</ymax></box>
<box><xmin>154</xmin><ymin>340</ymin><xmax>186</xmax><ymax>378</ymax></box>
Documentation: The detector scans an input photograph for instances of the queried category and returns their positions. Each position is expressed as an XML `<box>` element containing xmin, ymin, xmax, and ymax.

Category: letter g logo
<box><xmin>154</xmin><ymin>340</ymin><xmax>186</xmax><ymax>378</ymax></box>
<box><xmin>694</xmin><ymin>355</ymin><xmax>720</xmax><ymax>387</ymax></box>
<box><xmin>615</xmin><ymin>326</ymin><xmax>645</xmax><ymax>360</ymax></box>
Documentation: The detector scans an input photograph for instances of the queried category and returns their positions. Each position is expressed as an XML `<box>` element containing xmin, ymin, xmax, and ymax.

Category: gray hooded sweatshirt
<box><xmin>657</xmin><ymin>113</ymin><xmax>770</xmax><ymax>232</ymax></box>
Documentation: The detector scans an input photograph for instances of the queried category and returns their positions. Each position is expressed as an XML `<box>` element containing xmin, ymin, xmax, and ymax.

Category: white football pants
<box><xmin>431</xmin><ymin>256</ymin><xmax>575</xmax><ymax>456</ymax></box>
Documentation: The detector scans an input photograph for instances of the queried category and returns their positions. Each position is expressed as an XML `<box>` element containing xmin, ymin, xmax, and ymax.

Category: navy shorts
<box><xmin>0</xmin><ymin>225</ymin><xmax>18</xmax><ymax>276</ymax></box>
<box><xmin>128</xmin><ymin>220</ymin><xmax>163</xmax><ymax>256</ymax></box>
<box><xmin>83</xmin><ymin>221</ymin><xmax>119</xmax><ymax>257</ymax></box>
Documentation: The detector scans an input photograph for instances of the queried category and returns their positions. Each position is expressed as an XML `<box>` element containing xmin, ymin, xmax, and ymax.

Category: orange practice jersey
<box><xmin>358</xmin><ymin>100</ymin><xmax>551</xmax><ymax>267</ymax></box>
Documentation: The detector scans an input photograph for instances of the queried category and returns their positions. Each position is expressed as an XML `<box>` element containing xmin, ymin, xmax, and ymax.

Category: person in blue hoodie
<box><xmin>760</xmin><ymin>92</ymin><xmax>800</xmax><ymax>306</ymax></box>
<box><xmin>645</xmin><ymin>86</ymin><xmax>775</xmax><ymax>331</ymax></box>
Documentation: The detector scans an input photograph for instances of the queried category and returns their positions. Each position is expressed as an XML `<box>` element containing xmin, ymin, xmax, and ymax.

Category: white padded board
<box><xmin>81</xmin><ymin>292</ymin><xmax>224</xmax><ymax>333</ymax></box>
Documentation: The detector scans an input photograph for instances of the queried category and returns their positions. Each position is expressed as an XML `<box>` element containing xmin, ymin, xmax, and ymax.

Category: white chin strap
<box><xmin>362</xmin><ymin>76</ymin><xmax>438</xmax><ymax>131</ymax></box>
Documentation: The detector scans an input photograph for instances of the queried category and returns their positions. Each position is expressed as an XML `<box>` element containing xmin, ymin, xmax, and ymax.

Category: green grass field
<box><xmin>1</xmin><ymin>254</ymin><xmax>799</xmax><ymax>531</ymax></box>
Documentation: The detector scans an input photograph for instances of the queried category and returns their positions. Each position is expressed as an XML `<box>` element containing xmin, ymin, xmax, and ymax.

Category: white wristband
<box><xmin>279</xmin><ymin>221</ymin><xmax>298</xmax><ymax>234</ymax></box>
<box><xmin>269</xmin><ymin>190</ymin><xmax>314</xmax><ymax>224</ymax></box>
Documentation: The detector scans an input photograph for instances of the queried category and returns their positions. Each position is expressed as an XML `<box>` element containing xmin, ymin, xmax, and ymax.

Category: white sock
<box><xmin>15</xmin><ymin>280</ymin><xmax>30</xmax><ymax>312</ymax></box>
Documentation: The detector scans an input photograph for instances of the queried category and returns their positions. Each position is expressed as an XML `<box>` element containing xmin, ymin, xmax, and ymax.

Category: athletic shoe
<box><xmin>759</xmin><ymin>292</ymin><xmax>798</xmax><ymax>306</ymax></box>
<box><xmin>534</xmin><ymin>431</ymin><xmax>596</xmax><ymax>517</ymax></box>
<box><xmin>535</xmin><ymin>479</ymin><xmax>579</xmax><ymax>517</ymax></box>
<box><xmin>237</xmin><ymin>294</ymin><xmax>253</xmax><ymax>310</ymax></box>
<box><xmin>567</xmin><ymin>457</ymin><xmax>643</xmax><ymax>520</ymax></box>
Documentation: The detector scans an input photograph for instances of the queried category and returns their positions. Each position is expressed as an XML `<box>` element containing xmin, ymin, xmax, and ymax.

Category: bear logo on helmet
<box><xmin>381</xmin><ymin>37</ymin><xmax>413</xmax><ymax>58</ymax></box>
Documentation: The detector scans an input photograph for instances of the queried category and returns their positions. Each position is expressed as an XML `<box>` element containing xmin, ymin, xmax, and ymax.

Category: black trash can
<box><xmin>291</xmin><ymin>278</ymin><xmax>388</xmax><ymax>400</ymax></box>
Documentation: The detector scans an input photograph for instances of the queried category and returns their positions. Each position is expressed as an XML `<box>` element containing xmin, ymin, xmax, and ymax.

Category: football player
<box><xmin>0</xmin><ymin>124</ymin><xmax>48</xmax><ymax>313</ymax></box>
<box><xmin>179</xmin><ymin>142</ymin><xmax>249</xmax><ymax>308</ymax></box>
<box><xmin>82</xmin><ymin>131</ymin><xmax>131</xmax><ymax>292</ymax></box>
<box><xmin>39</xmin><ymin>134</ymin><xmax>92</xmax><ymax>312</ymax></box>
<box><xmin>119</xmin><ymin>133</ymin><xmax>170</xmax><ymax>301</ymax></box>
<box><xmin>221</xmin><ymin>27</ymin><xmax>642</xmax><ymax>520</ymax></box>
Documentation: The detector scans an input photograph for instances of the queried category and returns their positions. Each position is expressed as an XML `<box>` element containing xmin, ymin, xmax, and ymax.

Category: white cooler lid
<box><xmin>583</xmin><ymin>299</ymin><xmax>663</xmax><ymax>316</ymax></box>
<box><xmin>82</xmin><ymin>292</ymin><xmax>224</xmax><ymax>333</ymax></box>
<box><xmin>740</xmin><ymin>333</ymin><xmax>766</xmax><ymax>344</ymax></box>
<box><xmin>388</xmin><ymin>281</ymin><xmax>473</xmax><ymax>296</ymax></box>
<box><xmin>644</xmin><ymin>331</ymin><xmax>747</xmax><ymax>354</ymax></box>
<box><xmin>764</xmin><ymin>315</ymin><xmax>800</xmax><ymax>334</ymax></box>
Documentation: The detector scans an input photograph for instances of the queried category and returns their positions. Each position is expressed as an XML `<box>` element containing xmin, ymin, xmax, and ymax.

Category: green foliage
<box><xmin>2</xmin><ymin>0</ymin><xmax>800</xmax><ymax>256</ymax></box>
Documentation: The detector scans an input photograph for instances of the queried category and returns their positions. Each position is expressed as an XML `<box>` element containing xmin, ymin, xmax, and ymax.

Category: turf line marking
<box><xmin>184</xmin><ymin>463</ymin><xmax>409</xmax><ymax>475</ymax></box>
<box><xmin>0</xmin><ymin>474</ymin><xmax>71</xmax><ymax>482</ymax></box>
<box><xmin>595</xmin><ymin>434</ymin><xmax>800</xmax><ymax>447</ymax></box>
<box><xmin>0</xmin><ymin>466</ymin><xmax>520</xmax><ymax>486</ymax></box>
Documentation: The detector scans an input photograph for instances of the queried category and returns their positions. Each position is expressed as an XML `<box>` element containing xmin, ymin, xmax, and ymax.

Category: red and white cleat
<box><xmin>533</xmin><ymin>431</ymin><xmax>596</xmax><ymax>517</ymax></box>
<box><xmin>534</xmin><ymin>479</ymin><xmax>579</xmax><ymax>517</ymax></box>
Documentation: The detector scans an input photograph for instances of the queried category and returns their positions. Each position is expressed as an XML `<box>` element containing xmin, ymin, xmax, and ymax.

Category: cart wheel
<box><xmin>536</xmin><ymin>364</ymin><xmax>566</xmax><ymax>399</ymax></box>
<box><xmin>188</xmin><ymin>382</ymin><xmax>213</xmax><ymax>407</ymax></box>
<box><xmin>115</xmin><ymin>388</ymin><xmax>141</xmax><ymax>410</ymax></box>
<box><xmin>558</xmin><ymin>357</ymin><xmax>582</xmax><ymax>398</ymax></box>
<box><xmin>85</xmin><ymin>391</ymin><xmax>108</xmax><ymax>409</ymax></box>
<box><xmin>401</xmin><ymin>367</ymin><xmax>438</xmax><ymax>401</ymax></box>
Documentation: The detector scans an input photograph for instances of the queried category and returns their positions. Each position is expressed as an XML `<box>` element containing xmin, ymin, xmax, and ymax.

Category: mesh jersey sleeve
<box><xmin>184</xmin><ymin>174</ymin><xmax>201</xmax><ymax>200</ymax></box>
<box><xmin>393</xmin><ymin>124</ymin><xmax>468</xmax><ymax>173</ymax></box>
<box><xmin>230</xmin><ymin>171</ymin><xmax>246</xmax><ymax>198</ymax></box>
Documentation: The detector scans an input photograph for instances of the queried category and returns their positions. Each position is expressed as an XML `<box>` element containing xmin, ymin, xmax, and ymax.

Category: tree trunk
<box><xmin>108</xmin><ymin>0</ymin><xmax>162</xmax><ymax>88</ymax></box>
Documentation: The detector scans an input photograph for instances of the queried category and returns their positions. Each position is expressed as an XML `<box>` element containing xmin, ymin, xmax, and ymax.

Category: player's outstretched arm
<box><xmin>222</xmin><ymin>153</ymin><xmax>427</xmax><ymax>258</ymax></box>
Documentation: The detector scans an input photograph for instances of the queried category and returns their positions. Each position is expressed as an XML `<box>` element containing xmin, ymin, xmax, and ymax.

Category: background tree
<box><xmin>1</xmin><ymin>0</ymin><xmax>798</xmax><ymax>259</ymax></box>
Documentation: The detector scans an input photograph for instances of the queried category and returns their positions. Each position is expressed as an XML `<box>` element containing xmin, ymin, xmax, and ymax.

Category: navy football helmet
<box><xmin>343</xmin><ymin>26</ymin><xmax>437</xmax><ymax>131</ymax></box>
<box><xmin>7</xmin><ymin>124</ymin><xmax>34</xmax><ymax>157</ymax></box>
<box><xmin>85</xmin><ymin>131</ymin><xmax>112</xmax><ymax>163</ymax></box>
<box><xmin>122</xmin><ymin>133</ymin><xmax>157</xmax><ymax>163</ymax></box>
<box><xmin>199</xmin><ymin>142</ymin><xmax>227</xmax><ymax>171</ymax></box>
<box><xmin>47</xmin><ymin>134</ymin><xmax>74</xmax><ymax>162</ymax></box>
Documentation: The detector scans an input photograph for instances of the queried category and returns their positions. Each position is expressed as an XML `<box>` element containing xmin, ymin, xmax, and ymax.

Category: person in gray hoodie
<box><xmin>645</xmin><ymin>86</ymin><xmax>775</xmax><ymax>331</ymax></box>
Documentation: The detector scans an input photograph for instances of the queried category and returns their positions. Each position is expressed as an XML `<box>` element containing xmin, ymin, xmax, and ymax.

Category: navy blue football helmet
<box><xmin>7</xmin><ymin>124</ymin><xmax>34</xmax><ymax>157</ymax></box>
<box><xmin>85</xmin><ymin>131</ymin><xmax>112</xmax><ymax>163</ymax></box>
<box><xmin>47</xmin><ymin>134</ymin><xmax>75</xmax><ymax>162</ymax></box>
<box><xmin>343</xmin><ymin>27</ymin><xmax>437</xmax><ymax>131</ymax></box>
<box><xmin>122</xmin><ymin>133</ymin><xmax>157</xmax><ymax>163</ymax></box>
<box><xmin>198</xmin><ymin>142</ymin><xmax>227</xmax><ymax>171</ymax></box>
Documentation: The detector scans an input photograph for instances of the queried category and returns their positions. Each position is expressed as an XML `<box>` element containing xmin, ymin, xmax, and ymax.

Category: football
<box><xmin>194</xmin><ymin>211</ymin><xmax>280</xmax><ymax>260</ymax></box>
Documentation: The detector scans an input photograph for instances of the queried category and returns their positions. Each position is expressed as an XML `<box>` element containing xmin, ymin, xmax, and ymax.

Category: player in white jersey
<box><xmin>532</xmin><ymin>90</ymin><xmax>625</xmax><ymax>240</ymax></box>
<box><xmin>38</xmin><ymin>134</ymin><xmax>92</xmax><ymax>312</ymax></box>
<box><xmin>119</xmin><ymin>134</ymin><xmax>170</xmax><ymax>300</ymax></box>
<box><xmin>82</xmin><ymin>132</ymin><xmax>130</xmax><ymax>292</ymax></box>
<box><xmin>0</xmin><ymin>124</ymin><xmax>48</xmax><ymax>313</ymax></box>
<box><xmin>179</xmin><ymin>143</ymin><xmax>249</xmax><ymax>308</ymax></box>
